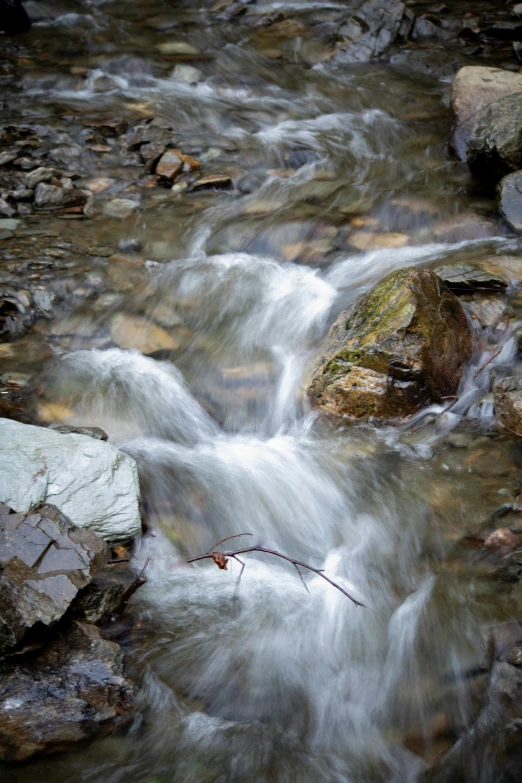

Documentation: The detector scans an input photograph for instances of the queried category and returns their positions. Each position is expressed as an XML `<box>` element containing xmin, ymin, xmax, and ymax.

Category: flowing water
<box><xmin>3</xmin><ymin>1</ymin><xmax>522</xmax><ymax>781</ymax></box>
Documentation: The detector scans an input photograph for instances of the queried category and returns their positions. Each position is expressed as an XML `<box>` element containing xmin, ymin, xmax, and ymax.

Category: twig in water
<box><xmin>114</xmin><ymin>558</ymin><xmax>150</xmax><ymax>616</ymax></box>
<box><xmin>187</xmin><ymin>537</ymin><xmax>364</xmax><ymax>607</ymax></box>
<box><xmin>408</xmin><ymin>396</ymin><xmax>459</xmax><ymax>434</ymax></box>
<box><xmin>474</xmin><ymin>346</ymin><xmax>503</xmax><ymax>379</ymax></box>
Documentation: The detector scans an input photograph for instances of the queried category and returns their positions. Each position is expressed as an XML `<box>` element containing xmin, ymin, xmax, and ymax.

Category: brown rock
<box><xmin>485</xmin><ymin>528</ymin><xmax>521</xmax><ymax>555</ymax></box>
<box><xmin>495</xmin><ymin>376</ymin><xmax>522</xmax><ymax>436</ymax></box>
<box><xmin>307</xmin><ymin>267</ymin><xmax>472</xmax><ymax>420</ymax></box>
<box><xmin>155</xmin><ymin>150</ymin><xmax>183</xmax><ymax>180</ymax></box>
<box><xmin>193</xmin><ymin>174</ymin><xmax>232</xmax><ymax>190</ymax></box>
<box><xmin>110</xmin><ymin>312</ymin><xmax>180</xmax><ymax>354</ymax></box>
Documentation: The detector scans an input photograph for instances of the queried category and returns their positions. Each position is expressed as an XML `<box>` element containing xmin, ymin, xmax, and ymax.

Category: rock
<box><xmin>467</xmin><ymin>94</ymin><xmax>522</xmax><ymax>182</ymax></box>
<box><xmin>449</xmin><ymin>66</ymin><xmax>522</xmax><ymax>162</ymax></box>
<box><xmin>110</xmin><ymin>313</ymin><xmax>181</xmax><ymax>354</ymax></box>
<box><xmin>484</xmin><ymin>527</ymin><xmax>521</xmax><ymax>555</ymax></box>
<box><xmin>103</xmin><ymin>198</ymin><xmax>139</xmax><ymax>218</ymax></box>
<box><xmin>49</xmin><ymin>424</ymin><xmax>109</xmax><ymax>441</ymax></box>
<box><xmin>0</xmin><ymin>419</ymin><xmax>141</xmax><ymax>542</ymax></box>
<box><xmin>425</xmin><ymin>662</ymin><xmax>522</xmax><ymax>783</ymax></box>
<box><xmin>435</xmin><ymin>263</ymin><xmax>507</xmax><ymax>293</ymax></box>
<box><xmin>0</xmin><ymin>218</ymin><xmax>19</xmax><ymax>231</ymax></box>
<box><xmin>171</xmin><ymin>64</ymin><xmax>202</xmax><ymax>84</ymax></box>
<box><xmin>495</xmin><ymin>376</ymin><xmax>522</xmax><ymax>436</ymax></box>
<box><xmin>156</xmin><ymin>41</ymin><xmax>200</xmax><ymax>56</ymax></box>
<box><xmin>0</xmin><ymin>620</ymin><xmax>134</xmax><ymax>761</ymax></box>
<box><xmin>411</xmin><ymin>15</ymin><xmax>452</xmax><ymax>42</ymax></box>
<box><xmin>348</xmin><ymin>231</ymin><xmax>409</xmax><ymax>250</ymax></box>
<box><xmin>0</xmin><ymin>0</ymin><xmax>31</xmax><ymax>34</ymax></box>
<box><xmin>498</xmin><ymin>170</ymin><xmax>522</xmax><ymax>232</ymax></box>
<box><xmin>192</xmin><ymin>174</ymin><xmax>232</xmax><ymax>190</ymax></box>
<box><xmin>0</xmin><ymin>502</ymin><xmax>108</xmax><ymax>653</ymax></box>
<box><xmin>307</xmin><ymin>268</ymin><xmax>472</xmax><ymax>420</ymax></box>
<box><xmin>25</xmin><ymin>166</ymin><xmax>54</xmax><ymax>189</ymax></box>
<box><xmin>391</xmin><ymin>48</ymin><xmax>467</xmax><ymax>80</ymax></box>
<box><xmin>72</xmin><ymin>562</ymin><xmax>137</xmax><ymax>624</ymax></box>
<box><xmin>333</xmin><ymin>0</ymin><xmax>406</xmax><ymax>63</ymax></box>
<box><xmin>155</xmin><ymin>150</ymin><xmax>183</xmax><ymax>180</ymax></box>
<box><xmin>0</xmin><ymin>199</ymin><xmax>15</xmax><ymax>218</ymax></box>
<box><xmin>34</xmin><ymin>182</ymin><xmax>88</xmax><ymax>211</ymax></box>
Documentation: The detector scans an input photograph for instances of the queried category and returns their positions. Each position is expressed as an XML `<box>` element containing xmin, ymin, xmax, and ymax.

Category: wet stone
<box><xmin>495</xmin><ymin>376</ymin><xmax>522</xmax><ymax>436</ymax></box>
<box><xmin>307</xmin><ymin>267</ymin><xmax>472</xmax><ymax>420</ymax></box>
<box><xmin>333</xmin><ymin>0</ymin><xmax>407</xmax><ymax>63</ymax></box>
<box><xmin>498</xmin><ymin>170</ymin><xmax>522</xmax><ymax>232</ymax></box>
<box><xmin>0</xmin><ymin>502</ymin><xmax>108</xmax><ymax>653</ymax></box>
<box><xmin>103</xmin><ymin>198</ymin><xmax>138</xmax><ymax>218</ymax></box>
<box><xmin>0</xmin><ymin>620</ymin><xmax>135</xmax><ymax>761</ymax></box>
<box><xmin>467</xmin><ymin>93</ymin><xmax>522</xmax><ymax>182</ymax></box>
<box><xmin>156</xmin><ymin>150</ymin><xmax>183</xmax><ymax>180</ymax></box>
<box><xmin>435</xmin><ymin>263</ymin><xmax>507</xmax><ymax>293</ymax></box>
<box><xmin>34</xmin><ymin>182</ymin><xmax>88</xmax><ymax>210</ymax></box>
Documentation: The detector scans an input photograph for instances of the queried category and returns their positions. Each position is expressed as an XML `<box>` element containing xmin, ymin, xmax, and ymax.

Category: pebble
<box><xmin>156</xmin><ymin>150</ymin><xmax>183</xmax><ymax>180</ymax></box>
<box><xmin>110</xmin><ymin>313</ymin><xmax>181</xmax><ymax>354</ymax></box>
<box><xmin>349</xmin><ymin>231</ymin><xmax>409</xmax><ymax>251</ymax></box>
<box><xmin>0</xmin><ymin>218</ymin><xmax>20</xmax><ymax>231</ymax></box>
<box><xmin>84</xmin><ymin>177</ymin><xmax>115</xmax><ymax>194</ymax></box>
<box><xmin>0</xmin><ymin>198</ymin><xmax>15</xmax><ymax>218</ymax></box>
<box><xmin>171</xmin><ymin>64</ymin><xmax>202</xmax><ymax>84</ymax></box>
<box><xmin>156</xmin><ymin>42</ymin><xmax>200</xmax><ymax>56</ymax></box>
<box><xmin>103</xmin><ymin>199</ymin><xmax>139</xmax><ymax>218</ymax></box>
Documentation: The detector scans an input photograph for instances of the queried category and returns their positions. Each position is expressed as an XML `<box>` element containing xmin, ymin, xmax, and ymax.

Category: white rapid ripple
<box><xmin>49</xmin><ymin>348</ymin><xmax>219</xmax><ymax>443</ymax></box>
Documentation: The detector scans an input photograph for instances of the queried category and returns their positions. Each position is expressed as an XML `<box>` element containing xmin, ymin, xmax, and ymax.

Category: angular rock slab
<box><xmin>498</xmin><ymin>170</ymin><xmax>522</xmax><ymax>233</ymax></box>
<box><xmin>307</xmin><ymin>267</ymin><xmax>472</xmax><ymax>420</ymax></box>
<box><xmin>449</xmin><ymin>66</ymin><xmax>522</xmax><ymax>162</ymax></box>
<box><xmin>495</xmin><ymin>376</ymin><xmax>522</xmax><ymax>436</ymax></box>
<box><xmin>0</xmin><ymin>418</ymin><xmax>141</xmax><ymax>542</ymax></box>
<box><xmin>0</xmin><ymin>502</ymin><xmax>108</xmax><ymax>653</ymax></box>
<box><xmin>0</xmin><ymin>621</ymin><xmax>135</xmax><ymax>761</ymax></box>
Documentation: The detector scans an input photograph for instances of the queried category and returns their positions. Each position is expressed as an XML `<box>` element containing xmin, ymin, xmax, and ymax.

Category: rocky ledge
<box><xmin>0</xmin><ymin>420</ymin><xmax>144</xmax><ymax>762</ymax></box>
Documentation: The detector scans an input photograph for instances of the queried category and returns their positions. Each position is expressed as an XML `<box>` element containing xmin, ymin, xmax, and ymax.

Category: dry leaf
<box><xmin>212</xmin><ymin>551</ymin><xmax>228</xmax><ymax>570</ymax></box>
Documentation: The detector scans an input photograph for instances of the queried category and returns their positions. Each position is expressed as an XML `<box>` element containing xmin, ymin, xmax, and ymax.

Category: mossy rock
<box><xmin>307</xmin><ymin>267</ymin><xmax>472</xmax><ymax>420</ymax></box>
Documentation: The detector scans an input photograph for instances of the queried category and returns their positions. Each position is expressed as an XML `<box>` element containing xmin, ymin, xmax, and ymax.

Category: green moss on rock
<box><xmin>307</xmin><ymin>267</ymin><xmax>472</xmax><ymax>420</ymax></box>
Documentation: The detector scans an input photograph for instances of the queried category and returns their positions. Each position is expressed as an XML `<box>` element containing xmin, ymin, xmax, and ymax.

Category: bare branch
<box><xmin>206</xmin><ymin>533</ymin><xmax>253</xmax><ymax>554</ymax></box>
<box><xmin>187</xmin><ymin>543</ymin><xmax>364</xmax><ymax>607</ymax></box>
<box><xmin>294</xmin><ymin>563</ymin><xmax>309</xmax><ymax>593</ymax></box>
<box><xmin>232</xmin><ymin>555</ymin><xmax>246</xmax><ymax>595</ymax></box>
<box><xmin>474</xmin><ymin>345</ymin><xmax>503</xmax><ymax>379</ymax></box>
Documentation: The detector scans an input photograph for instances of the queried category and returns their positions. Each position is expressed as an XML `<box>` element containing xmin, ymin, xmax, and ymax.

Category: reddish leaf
<box><xmin>212</xmin><ymin>551</ymin><xmax>228</xmax><ymax>570</ymax></box>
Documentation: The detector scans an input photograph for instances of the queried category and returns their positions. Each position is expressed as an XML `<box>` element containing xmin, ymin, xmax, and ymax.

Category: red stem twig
<box><xmin>187</xmin><ymin>539</ymin><xmax>364</xmax><ymax>607</ymax></box>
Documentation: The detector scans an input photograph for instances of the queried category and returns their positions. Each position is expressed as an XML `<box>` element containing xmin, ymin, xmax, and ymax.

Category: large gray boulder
<box><xmin>0</xmin><ymin>502</ymin><xmax>107</xmax><ymax>653</ymax></box>
<box><xmin>0</xmin><ymin>419</ymin><xmax>141</xmax><ymax>543</ymax></box>
<box><xmin>449</xmin><ymin>66</ymin><xmax>522</xmax><ymax>162</ymax></box>
<box><xmin>0</xmin><ymin>620</ymin><xmax>135</xmax><ymax>761</ymax></box>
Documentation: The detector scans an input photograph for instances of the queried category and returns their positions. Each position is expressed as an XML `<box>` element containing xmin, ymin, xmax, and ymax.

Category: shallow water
<box><xmin>3</xmin><ymin>0</ymin><xmax>522</xmax><ymax>781</ymax></box>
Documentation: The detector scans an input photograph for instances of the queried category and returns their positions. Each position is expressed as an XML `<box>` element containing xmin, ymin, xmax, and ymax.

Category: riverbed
<box><xmin>2</xmin><ymin>1</ymin><xmax>522</xmax><ymax>781</ymax></box>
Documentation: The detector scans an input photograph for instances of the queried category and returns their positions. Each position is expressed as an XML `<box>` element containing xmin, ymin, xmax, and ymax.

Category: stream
<box><xmin>3</xmin><ymin>1</ymin><xmax>522</xmax><ymax>781</ymax></box>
